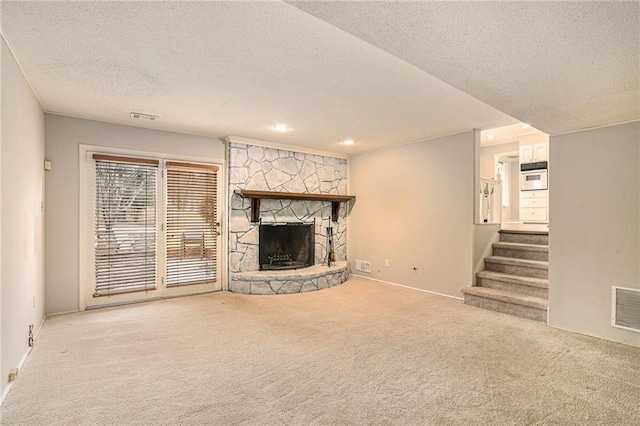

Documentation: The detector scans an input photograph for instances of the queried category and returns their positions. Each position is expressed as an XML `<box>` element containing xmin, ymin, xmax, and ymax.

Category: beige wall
<box><xmin>520</xmin><ymin>133</ymin><xmax>549</xmax><ymax>145</ymax></box>
<box><xmin>473</xmin><ymin>224</ymin><xmax>500</xmax><ymax>282</ymax></box>
<box><xmin>1</xmin><ymin>38</ymin><xmax>46</xmax><ymax>393</ymax></box>
<box><xmin>44</xmin><ymin>115</ymin><xmax>225</xmax><ymax>314</ymax></box>
<box><xmin>480</xmin><ymin>141</ymin><xmax>519</xmax><ymax>179</ymax></box>
<box><xmin>549</xmin><ymin>121</ymin><xmax>640</xmax><ymax>347</ymax></box>
<box><xmin>348</xmin><ymin>132</ymin><xmax>474</xmax><ymax>298</ymax></box>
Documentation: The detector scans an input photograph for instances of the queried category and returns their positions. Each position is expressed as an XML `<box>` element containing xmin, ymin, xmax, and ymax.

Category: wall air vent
<box><xmin>130</xmin><ymin>112</ymin><xmax>160</xmax><ymax>121</ymax></box>
<box><xmin>612</xmin><ymin>286</ymin><xmax>640</xmax><ymax>332</ymax></box>
<box><xmin>355</xmin><ymin>259</ymin><xmax>372</xmax><ymax>273</ymax></box>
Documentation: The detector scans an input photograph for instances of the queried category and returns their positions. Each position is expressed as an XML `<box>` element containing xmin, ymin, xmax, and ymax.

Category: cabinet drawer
<box><xmin>521</xmin><ymin>190</ymin><xmax>548</xmax><ymax>198</ymax></box>
<box><xmin>521</xmin><ymin>207</ymin><xmax>548</xmax><ymax>222</ymax></box>
<box><xmin>521</xmin><ymin>197</ymin><xmax>548</xmax><ymax>208</ymax></box>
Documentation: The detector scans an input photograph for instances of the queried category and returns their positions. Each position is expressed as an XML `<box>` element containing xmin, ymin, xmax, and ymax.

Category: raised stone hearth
<box><xmin>227</xmin><ymin>140</ymin><xmax>350</xmax><ymax>294</ymax></box>
<box><xmin>230</xmin><ymin>262</ymin><xmax>349</xmax><ymax>295</ymax></box>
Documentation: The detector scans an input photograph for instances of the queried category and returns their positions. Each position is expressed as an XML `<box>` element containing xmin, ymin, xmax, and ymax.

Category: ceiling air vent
<box><xmin>130</xmin><ymin>112</ymin><xmax>159</xmax><ymax>121</ymax></box>
<box><xmin>612</xmin><ymin>286</ymin><xmax>640</xmax><ymax>333</ymax></box>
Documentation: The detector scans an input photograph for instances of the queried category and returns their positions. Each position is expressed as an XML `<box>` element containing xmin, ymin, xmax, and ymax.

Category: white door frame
<box><xmin>79</xmin><ymin>144</ymin><xmax>226</xmax><ymax>310</ymax></box>
<box><xmin>494</xmin><ymin>151</ymin><xmax>520</xmax><ymax>223</ymax></box>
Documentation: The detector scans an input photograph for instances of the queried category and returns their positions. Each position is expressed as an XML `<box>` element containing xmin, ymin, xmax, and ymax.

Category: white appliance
<box><xmin>520</xmin><ymin>161</ymin><xmax>548</xmax><ymax>191</ymax></box>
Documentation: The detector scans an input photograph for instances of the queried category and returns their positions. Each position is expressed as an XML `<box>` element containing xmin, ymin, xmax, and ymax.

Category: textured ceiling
<box><xmin>1</xmin><ymin>1</ymin><xmax>637</xmax><ymax>155</ymax></box>
<box><xmin>288</xmin><ymin>1</ymin><xmax>640</xmax><ymax>136</ymax></box>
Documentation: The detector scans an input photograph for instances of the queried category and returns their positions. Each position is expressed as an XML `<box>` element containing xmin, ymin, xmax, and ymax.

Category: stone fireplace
<box><xmin>227</xmin><ymin>139</ymin><xmax>350</xmax><ymax>294</ymax></box>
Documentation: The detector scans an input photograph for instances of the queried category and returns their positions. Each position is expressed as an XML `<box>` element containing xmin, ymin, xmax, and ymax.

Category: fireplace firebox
<box><xmin>259</xmin><ymin>223</ymin><xmax>314</xmax><ymax>271</ymax></box>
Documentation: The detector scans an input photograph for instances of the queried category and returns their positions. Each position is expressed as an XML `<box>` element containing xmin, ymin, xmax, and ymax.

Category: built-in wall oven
<box><xmin>520</xmin><ymin>161</ymin><xmax>548</xmax><ymax>191</ymax></box>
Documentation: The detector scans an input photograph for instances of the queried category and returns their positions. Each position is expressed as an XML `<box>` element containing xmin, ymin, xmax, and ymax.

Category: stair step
<box><xmin>462</xmin><ymin>286</ymin><xmax>548</xmax><ymax>309</ymax></box>
<box><xmin>476</xmin><ymin>271</ymin><xmax>548</xmax><ymax>298</ymax></box>
<box><xmin>485</xmin><ymin>256</ymin><xmax>548</xmax><ymax>279</ymax></box>
<box><xmin>492</xmin><ymin>242</ymin><xmax>548</xmax><ymax>261</ymax></box>
<box><xmin>461</xmin><ymin>286</ymin><xmax>548</xmax><ymax>322</ymax></box>
<box><xmin>499</xmin><ymin>230</ymin><xmax>548</xmax><ymax>246</ymax></box>
<box><xmin>476</xmin><ymin>270</ymin><xmax>548</xmax><ymax>288</ymax></box>
<box><xmin>493</xmin><ymin>241</ymin><xmax>548</xmax><ymax>251</ymax></box>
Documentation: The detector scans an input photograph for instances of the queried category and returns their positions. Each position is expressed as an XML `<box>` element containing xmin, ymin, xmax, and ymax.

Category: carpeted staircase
<box><xmin>462</xmin><ymin>230</ymin><xmax>549</xmax><ymax>322</ymax></box>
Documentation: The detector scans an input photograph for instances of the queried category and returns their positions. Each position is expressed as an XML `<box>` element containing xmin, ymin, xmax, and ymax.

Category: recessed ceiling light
<box><xmin>273</xmin><ymin>124</ymin><xmax>290</xmax><ymax>132</ymax></box>
<box><xmin>130</xmin><ymin>112</ymin><xmax>159</xmax><ymax>121</ymax></box>
<box><xmin>487</xmin><ymin>135</ymin><xmax>495</xmax><ymax>140</ymax></box>
<box><xmin>342</xmin><ymin>139</ymin><xmax>355</xmax><ymax>145</ymax></box>
<box><xmin>521</xmin><ymin>124</ymin><xmax>531</xmax><ymax>129</ymax></box>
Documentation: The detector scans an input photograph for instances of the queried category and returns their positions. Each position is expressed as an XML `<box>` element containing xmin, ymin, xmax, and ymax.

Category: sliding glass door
<box><xmin>93</xmin><ymin>155</ymin><xmax>159</xmax><ymax>297</ymax></box>
<box><xmin>83</xmin><ymin>152</ymin><xmax>222</xmax><ymax>308</ymax></box>
<box><xmin>164</xmin><ymin>161</ymin><xmax>220</xmax><ymax>296</ymax></box>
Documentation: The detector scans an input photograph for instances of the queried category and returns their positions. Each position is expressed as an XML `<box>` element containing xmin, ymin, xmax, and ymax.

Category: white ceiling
<box><xmin>1</xmin><ymin>1</ymin><xmax>637</xmax><ymax>155</ymax></box>
<box><xmin>289</xmin><ymin>1</ymin><xmax>639</xmax><ymax>137</ymax></box>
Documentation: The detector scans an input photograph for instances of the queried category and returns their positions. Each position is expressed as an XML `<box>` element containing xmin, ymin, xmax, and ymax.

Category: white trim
<box><xmin>494</xmin><ymin>151</ymin><xmax>520</xmax><ymax>178</ymax></box>
<box><xmin>34</xmin><ymin>314</ymin><xmax>46</xmax><ymax>340</ymax></box>
<box><xmin>0</xmin><ymin>28</ymin><xmax>45</xmax><ymax>109</ymax></box>
<box><xmin>481</xmin><ymin>138</ymin><xmax>521</xmax><ymax>148</ymax></box>
<box><xmin>78</xmin><ymin>148</ymin><xmax>87</xmax><ymax>310</ymax></box>
<box><xmin>0</xmin><ymin>346</ymin><xmax>32</xmax><ymax>406</ymax></box>
<box><xmin>548</xmin><ymin>324</ymin><xmax>640</xmax><ymax>347</ymax></box>
<box><xmin>45</xmin><ymin>310</ymin><xmax>81</xmax><ymax>317</ymax></box>
<box><xmin>0</xmin><ymin>382</ymin><xmax>11</xmax><ymax>406</ymax></box>
<box><xmin>223</xmin><ymin>142</ymin><xmax>232</xmax><ymax>291</ymax></box>
<box><xmin>224</xmin><ymin>135</ymin><xmax>348</xmax><ymax>160</ymax></box>
<box><xmin>348</xmin><ymin>129</ymin><xmax>474</xmax><ymax>159</ymax></box>
<box><xmin>349</xmin><ymin>273</ymin><xmax>464</xmax><ymax>301</ymax></box>
<box><xmin>46</xmin><ymin>112</ymin><xmax>224</xmax><ymax>141</ymax></box>
<box><xmin>551</xmin><ymin>119</ymin><xmax>640</xmax><ymax>137</ymax></box>
<box><xmin>85</xmin><ymin>290</ymin><xmax>218</xmax><ymax>310</ymax></box>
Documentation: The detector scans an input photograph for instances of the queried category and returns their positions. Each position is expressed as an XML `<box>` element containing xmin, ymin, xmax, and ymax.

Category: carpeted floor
<box><xmin>2</xmin><ymin>278</ymin><xmax>639</xmax><ymax>425</ymax></box>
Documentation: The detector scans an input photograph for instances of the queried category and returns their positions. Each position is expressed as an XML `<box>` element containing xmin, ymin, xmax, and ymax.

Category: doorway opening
<box><xmin>495</xmin><ymin>152</ymin><xmax>520</xmax><ymax>223</ymax></box>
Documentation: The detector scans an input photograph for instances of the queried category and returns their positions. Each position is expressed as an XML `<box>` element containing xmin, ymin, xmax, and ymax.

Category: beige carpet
<box><xmin>2</xmin><ymin>278</ymin><xmax>639</xmax><ymax>425</ymax></box>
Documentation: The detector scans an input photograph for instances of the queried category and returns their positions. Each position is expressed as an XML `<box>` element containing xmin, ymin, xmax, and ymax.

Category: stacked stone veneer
<box><xmin>228</xmin><ymin>142</ymin><xmax>350</xmax><ymax>294</ymax></box>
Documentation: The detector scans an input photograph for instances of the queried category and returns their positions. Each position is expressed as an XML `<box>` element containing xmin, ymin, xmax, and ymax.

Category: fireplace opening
<box><xmin>259</xmin><ymin>222</ymin><xmax>314</xmax><ymax>271</ymax></box>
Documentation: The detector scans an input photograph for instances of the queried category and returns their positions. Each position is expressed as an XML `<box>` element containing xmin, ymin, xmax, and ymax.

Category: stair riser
<box><xmin>492</xmin><ymin>247</ymin><xmax>548</xmax><ymax>261</ymax></box>
<box><xmin>463</xmin><ymin>294</ymin><xmax>547</xmax><ymax>322</ymax></box>
<box><xmin>477</xmin><ymin>277</ymin><xmax>548</xmax><ymax>298</ymax></box>
<box><xmin>485</xmin><ymin>262</ymin><xmax>548</xmax><ymax>279</ymax></box>
<box><xmin>499</xmin><ymin>233</ymin><xmax>548</xmax><ymax>245</ymax></box>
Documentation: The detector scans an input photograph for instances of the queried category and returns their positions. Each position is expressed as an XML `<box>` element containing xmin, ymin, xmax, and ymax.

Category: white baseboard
<box><xmin>349</xmin><ymin>273</ymin><xmax>464</xmax><ymax>301</ymax></box>
<box><xmin>1</xmin><ymin>314</ymin><xmax>47</xmax><ymax>406</ymax></box>
<box><xmin>0</xmin><ymin>346</ymin><xmax>31</xmax><ymax>406</ymax></box>
<box><xmin>45</xmin><ymin>309</ymin><xmax>81</xmax><ymax>317</ymax></box>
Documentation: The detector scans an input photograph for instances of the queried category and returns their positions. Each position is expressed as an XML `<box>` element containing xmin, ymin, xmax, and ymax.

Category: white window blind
<box><xmin>166</xmin><ymin>161</ymin><xmax>219</xmax><ymax>287</ymax></box>
<box><xmin>94</xmin><ymin>154</ymin><xmax>158</xmax><ymax>296</ymax></box>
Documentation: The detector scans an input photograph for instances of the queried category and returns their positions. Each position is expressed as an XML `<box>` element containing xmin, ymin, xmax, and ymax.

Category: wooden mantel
<box><xmin>234</xmin><ymin>189</ymin><xmax>355</xmax><ymax>223</ymax></box>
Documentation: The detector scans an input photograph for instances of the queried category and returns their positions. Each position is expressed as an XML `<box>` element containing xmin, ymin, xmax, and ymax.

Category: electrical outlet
<box><xmin>384</xmin><ymin>259</ymin><xmax>389</xmax><ymax>267</ymax></box>
<box><xmin>8</xmin><ymin>368</ymin><xmax>18</xmax><ymax>382</ymax></box>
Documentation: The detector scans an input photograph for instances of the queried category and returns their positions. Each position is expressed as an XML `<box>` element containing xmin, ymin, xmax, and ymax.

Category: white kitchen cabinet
<box><xmin>521</xmin><ymin>190</ymin><xmax>547</xmax><ymax>198</ymax></box>
<box><xmin>520</xmin><ymin>145</ymin><xmax>533</xmax><ymax>163</ymax></box>
<box><xmin>521</xmin><ymin>189</ymin><xmax>548</xmax><ymax>223</ymax></box>
<box><xmin>521</xmin><ymin>207</ymin><xmax>548</xmax><ymax>222</ymax></box>
<box><xmin>521</xmin><ymin>197</ymin><xmax>548</xmax><ymax>208</ymax></box>
<box><xmin>520</xmin><ymin>142</ymin><xmax>548</xmax><ymax>163</ymax></box>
